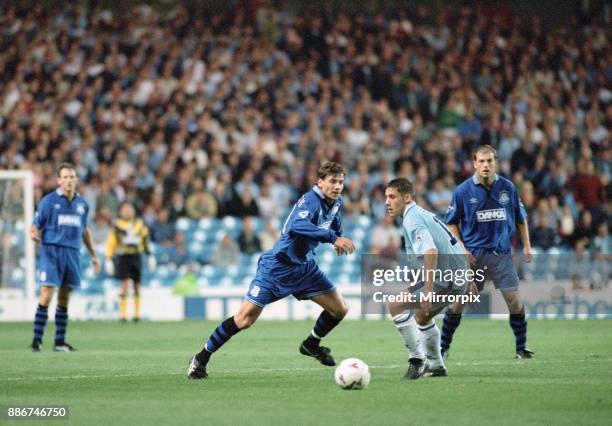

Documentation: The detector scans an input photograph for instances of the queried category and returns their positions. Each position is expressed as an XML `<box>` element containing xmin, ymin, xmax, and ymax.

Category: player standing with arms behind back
<box><xmin>442</xmin><ymin>145</ymin><xmax>535</xmax><ymax>359</ymax></box>
<box><xmin>29</xmin><ymin>163</ymin><xmax>100</xmax><ymax>352</ymax></box>
<box><xmin>104</xmin><ymin>202</ymin><xmax>156</xmax><ymax>322</ymax></box>
<box><xmin>187</xmin><ymin>161</ymin><xmax>356</xmax><ymax>379</ymax></box>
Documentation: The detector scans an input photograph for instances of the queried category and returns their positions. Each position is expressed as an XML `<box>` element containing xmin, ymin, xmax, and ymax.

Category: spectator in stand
<box><xmin>592</xmin><ymin>223</ymin><xmax>610</xmax><ymax>255</ymax></box>
<box><xmin>426</xmin><ymin>178</ymin><xmax>453</xmax><ymax>217</ymax></box>
<box><xmin>163</xmin><ymin>232</ymin><xmax>199</xmax><ymax>270</ymax></box>
<box><xmin>238</xmin><ymin>217</ymin><xmax>262</xmax><ymax>255</ymax></box>
<box><xmin>211</xmin><ymin>234</ymin><xmax>240</xmax><ymax>267</ymax></box>
<box><xmin>168</xmin><ymin>192</ymin><xmax>187</xmax><ymax>222</ymax></box>
<box><xmin>572</xmin><ymin>210</ymin><xmax>596</xmax><ymax>247</ymax></box>
<box><xmin>260</xmin><ymin>220</ymin><xmax>279</xmax><ymax>252</ymax></box>
<box><xmin>573</xmin><ymin>159</ymin><xmax>604</xmax><ymax>211</ymax></box>
<box><xmin>151</xmin><ymin>209</ymin><xmax>176</xmax><ymax>245</ymax></box>
<box><xmin>185</xmin><ymin>188</ymin><xmax>218</xmax><ymax>220</ymax></box>
<box><xmin>532</xmin><ymin>215</ymin><xmax>558</xmax><ymax>252</ymax></box>
<box><xmin>227</xmin><ymin>187</ymin><xmax>260</xmax><ymax>218</ymax></box>
<box><xmin>369</xmin><ymin>215</ymin><xmax>400</xmax><ymax>256</ymax></box>
<box><xmin>558</xmin><ymin>204</ymin><xmax>576</xmax><ymax>247</ymax></box>
<box><xmin>0</xmin><ymin>1</ymin><xmax>608</xmax><ymax>267</ymax></box>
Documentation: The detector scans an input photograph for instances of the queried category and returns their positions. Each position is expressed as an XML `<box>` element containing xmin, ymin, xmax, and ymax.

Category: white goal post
<box><xmin>0</xmin><ymin>170</ymin><xmax>35</xmax><ymax>304</ymax></box>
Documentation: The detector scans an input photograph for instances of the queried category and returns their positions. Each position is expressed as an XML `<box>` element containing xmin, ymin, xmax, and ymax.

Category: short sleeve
<box><xmin>444</xmin><ymin>189</ymin><xmax>463</xmax><ymax>225</ymax></box>
<box><xmin>404</xmin><ymin>215</ymin><xmax>436</xmax><ymax>254</ymax></box>
<box><xmin>32</xmin><ymin>197</ymin><xmax>48</xmax><ymax>229</ymax></box>
<box><xmin>82</xmin><ymin>202</ymin><xmax>90</xmax><ymax>228</ymax></box>
<box><xmin>513</xmin><ymin>187</ymin><xmax>528</xmax><ymax>222</ymax></box>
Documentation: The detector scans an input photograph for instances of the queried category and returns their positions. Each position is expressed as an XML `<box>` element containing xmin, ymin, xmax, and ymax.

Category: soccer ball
<box><xmin>334</xmin><ymin>358</ymin><xmax>370</xmax><ymax>390</ymax></box>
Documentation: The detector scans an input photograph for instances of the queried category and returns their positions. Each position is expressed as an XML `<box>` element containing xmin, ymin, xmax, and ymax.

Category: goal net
<box><xmin>0</xmin><ymin>170</ymin><xmax>35</xmax><ymax>301</ymax></box>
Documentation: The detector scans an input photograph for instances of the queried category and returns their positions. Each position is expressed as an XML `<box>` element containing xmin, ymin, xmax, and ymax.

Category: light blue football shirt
<box><xmin>402</xmin><ymin>201</ymin><xmax>467</xmax><ymax>277</ymax></box>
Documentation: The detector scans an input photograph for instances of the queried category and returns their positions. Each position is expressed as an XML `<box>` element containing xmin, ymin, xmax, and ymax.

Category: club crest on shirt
<box><xmin>498</xmin><ymin>191</ymin><xmax>510</xmax><ymax>205</ymax></box>
<box><xmin>76</xmin><ymin>203</ymin><xmax>86</xmax><ymax>215</ymax></box>
<box><xmin>250</xmin><ymin>285</ymin><xmax>260</xmax><ymax>297</ymax></box>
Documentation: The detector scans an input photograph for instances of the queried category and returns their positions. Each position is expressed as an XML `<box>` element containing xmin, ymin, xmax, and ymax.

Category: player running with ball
<box><xmin>384</xmin><ymin>178</ymin><xmax>477</xmax><ymax>380</ymax></box>
<box><xmin>187</xmin><ymin>161</ymin><xmax>356</xmax><ymax>379</ymax></box>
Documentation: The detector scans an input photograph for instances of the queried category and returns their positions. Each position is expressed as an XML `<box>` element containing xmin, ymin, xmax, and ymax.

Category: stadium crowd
<box><xmin>0</xmin><ymin>1</ymin><xmax>610</xmax><ymax>261</ymax></box>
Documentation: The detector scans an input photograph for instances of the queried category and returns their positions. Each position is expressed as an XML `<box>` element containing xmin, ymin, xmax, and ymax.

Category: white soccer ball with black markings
<box><xmin>334</xmin><ymin>358</ymin><xmax>370</xmax><ymax>390</ymax></box>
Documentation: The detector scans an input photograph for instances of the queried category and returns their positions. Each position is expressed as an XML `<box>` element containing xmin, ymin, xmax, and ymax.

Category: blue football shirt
<box><xmin>33</xmin><ymin>189</ymin><xmax>89</xmax><ymax>250</ymax></box>
<box><xmin>272</xmin><ymin>186</ymin><xmax>342</xmax><ymax>265</ymax></box>
<box><xmin>445</xmin><ymin>174</ymin><xmax>527</xmax><ymax>254</ymax></box>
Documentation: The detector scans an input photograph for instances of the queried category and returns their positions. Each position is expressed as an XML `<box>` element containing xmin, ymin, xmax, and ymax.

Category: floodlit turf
<box><xmin>1</xmin><ymin>319</ymin><xmax>611</xmax><ymax>425</ymax></box>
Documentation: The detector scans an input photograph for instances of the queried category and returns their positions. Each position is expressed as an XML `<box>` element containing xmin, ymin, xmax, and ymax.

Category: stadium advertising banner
<box><xmin>1</xmin><ymin>282</ymin><xmax>609</xmax><ymax>322</ymax></box>
<box><xmin>0</xmin><ymin>289</ymin><xmax>183</xmax><ymax>321</ymax></box>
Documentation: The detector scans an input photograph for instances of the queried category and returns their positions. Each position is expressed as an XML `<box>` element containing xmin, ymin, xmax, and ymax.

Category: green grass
<box><xmin>1</xmin><ymin>319</ymin><xmax>611</xmax><ymax>425</ymax></box>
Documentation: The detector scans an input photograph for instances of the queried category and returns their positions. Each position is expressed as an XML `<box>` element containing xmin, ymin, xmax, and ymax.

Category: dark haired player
<box><xmin>187</xmin><ymin>161</ymin><xmax>356</xmax><ymax>379</ymax></box>
<box><xmin>385</xmin><ymin>178</ymin><xmax>473</xmax><ymax>379</ymax></box>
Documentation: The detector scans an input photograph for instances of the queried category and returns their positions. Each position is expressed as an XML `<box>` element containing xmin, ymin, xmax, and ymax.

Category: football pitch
<box><xmin>1</xmin><ymin>319</ymin><xmax>611</xmax><ymax>425</ymax></box>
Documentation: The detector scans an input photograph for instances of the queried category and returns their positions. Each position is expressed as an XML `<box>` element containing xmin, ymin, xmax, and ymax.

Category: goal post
<box><xmin>0</xmin><ymin>170</ymin><xmax>35</xmax><ymax>304</ymax></box>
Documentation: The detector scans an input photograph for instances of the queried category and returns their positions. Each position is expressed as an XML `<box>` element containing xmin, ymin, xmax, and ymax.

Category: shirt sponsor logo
<box><xmin>58</xmin><ymin>214</ymin><xmax>81</xmax><ymax>227</ymax></box>
<box><xmin>476</xmin><ymin>209</ymin><xmax>507</xmax><ymax>222</ymax></box>
<box><xmin>498</xmin><ymin>191</ymin><xmax>510</xmax><ymax>205</ymax></box>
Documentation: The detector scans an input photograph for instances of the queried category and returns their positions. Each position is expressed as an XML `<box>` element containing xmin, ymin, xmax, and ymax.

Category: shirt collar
<box><xmin>471</xmin><ymin>173</ymin><xmax>499</xmax><ymax>186</ymax></box>
<box><xmin>312</xmin><ymin>185</ymin><xmax>325</xmax><ymax>199</ymax></box>
<box><xmin>403</xmin><ymin>201</ymin><xmax>416</xmax><ymax>217</ymax></box>
<box><xmin>56</xmin><ymin>188</ymin><xmax>79</xmax><ymax>198</ymax></box>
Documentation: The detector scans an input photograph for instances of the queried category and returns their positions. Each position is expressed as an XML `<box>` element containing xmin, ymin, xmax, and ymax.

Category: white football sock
<box><xmin>393</xmin><ymin>311</ymin><xmax>424</xmax><ymax>361</ymax></box>
<box><xmin>418</xmin><ymin>320</ymin><xmax>444</xmax><ymax>369</ymax></box>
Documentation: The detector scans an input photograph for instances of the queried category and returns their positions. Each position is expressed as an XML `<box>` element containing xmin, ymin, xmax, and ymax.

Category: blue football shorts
<box><xmin>472</xmin><ymin>252</ymin><xmax>519</xmax><ymax>291</ymax></box>
<box><xmin>245</xmin><ymin>252</ymin><xmax>336</xmax><ymax>307</ymax></box>
<box><xmin>38</xmin><ymin>244</ymin><xmax>82</xmax><ymax>288</ymax></box>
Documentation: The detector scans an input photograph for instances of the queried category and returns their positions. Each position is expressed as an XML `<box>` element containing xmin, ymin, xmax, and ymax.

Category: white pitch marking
<box><xmin>2</xmin><ymin>358</ymin><xmax>609</xmax><ymax>382</ymax></box>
